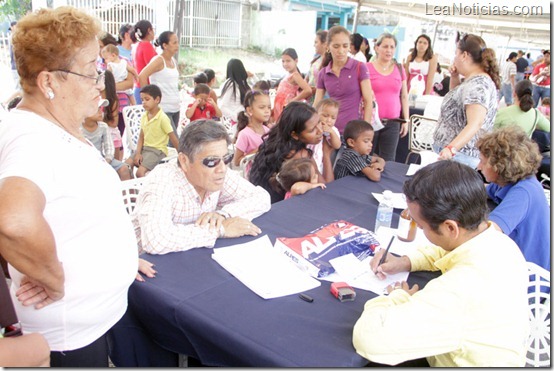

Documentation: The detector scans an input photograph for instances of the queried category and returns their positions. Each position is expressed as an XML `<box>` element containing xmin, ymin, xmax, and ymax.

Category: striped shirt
<box><xmin>334</xmin><ymin>147</ymin><xmax>373</xmax><ymax>180</ymax></box>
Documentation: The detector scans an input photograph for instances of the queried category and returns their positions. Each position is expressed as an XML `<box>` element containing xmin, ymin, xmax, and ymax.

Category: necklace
<box><xmin>376</xmin><ymin>61</ymin><xmax>392</xmax><ymax>71</ymax></box>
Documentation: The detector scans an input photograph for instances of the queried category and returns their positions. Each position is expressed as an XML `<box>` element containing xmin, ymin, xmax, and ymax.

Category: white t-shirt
<box><xmin>0</xmin><ymin>109</ymin><xmax>138</xmax><ymax>351</ymax></box>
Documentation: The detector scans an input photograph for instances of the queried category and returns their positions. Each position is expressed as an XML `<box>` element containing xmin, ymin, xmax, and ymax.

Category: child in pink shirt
<box><xmin>232</xmin><ymin>90</ymin><xmax>271</xmax><ymax>168</ymax></box>
<box><xmin>270</xmin><ymin>158</ymin><xmax>326</xmax><ymax>200</ymax></box>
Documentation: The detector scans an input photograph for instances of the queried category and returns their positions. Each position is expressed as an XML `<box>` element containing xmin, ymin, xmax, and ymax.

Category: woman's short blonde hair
<box><xmin>477</xmin><ymin>126</ymin><xmax>542</xmax><ymax>183</ymax></box>
<box><xmin>12</xmin><ymin>6</ymin><xmax>101</xmax><ymax>92</ymax></box>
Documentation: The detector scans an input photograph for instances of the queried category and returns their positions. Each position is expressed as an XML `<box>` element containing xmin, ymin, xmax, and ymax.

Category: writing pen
<box><xmin>377</xmin><ymin>236</ymin><xmax>395</xmax><ymax>267</ymax></box>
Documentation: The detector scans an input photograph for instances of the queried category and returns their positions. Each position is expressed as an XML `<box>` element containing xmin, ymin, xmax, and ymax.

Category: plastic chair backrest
<box><xmin>239</xmin><ymin>153</ymin><xmax>256</xmax><ymax>179</ymax></box>
<box><xmin>122</xmin><ymin>105</ymin><xmax>145</xmax><ymax>153</ymax></box>
<box><xmin>408</xmin><ymin>115</ymin><xmax>438</xmax><ymax>153</ymax></box>
<box><xmin>525</xmin><ymin>261</ymin><xmax>550</xmax><ymax>367</ymax></box>
<box><xmin>121</xmin><ymin>177</ymin><xmax>144</xmax><ymax>215</ymax></box>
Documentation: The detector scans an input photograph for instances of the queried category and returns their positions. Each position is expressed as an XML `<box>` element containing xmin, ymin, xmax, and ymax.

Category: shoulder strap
<box><xmin>530</xmin><ymin>108</ymin><xmax>540</xmax><ymax>136</ymax></box>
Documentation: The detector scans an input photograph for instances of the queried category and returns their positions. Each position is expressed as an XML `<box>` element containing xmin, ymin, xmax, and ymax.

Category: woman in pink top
<box><xmin>232</xmin><ymin>90</ymin><xmax>272</xmax><ymax>170</ymax></box>
<box><xmin>131</xmin><ymin>20</ymin><xmax>157</xmax><ymax>104</ymax></box>
<box><xmin>367</xmin><ymin>33</ymin><xmax>409</xmax><ymax>161</ymax></box>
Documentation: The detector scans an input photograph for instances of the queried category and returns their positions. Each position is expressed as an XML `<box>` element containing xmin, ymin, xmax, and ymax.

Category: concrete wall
<box><xmin>249</xmin><ymin>9</ymin><xmax>317</xmax><ymax>76</ymax></box>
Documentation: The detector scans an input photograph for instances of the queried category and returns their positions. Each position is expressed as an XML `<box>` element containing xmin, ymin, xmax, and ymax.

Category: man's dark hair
<box><xmin>140</xmin><ymin>84</ymin><xmax>162</xmax><ymax>100</ymax></box>
<box><xmin>403</xmin><ymin>161</ymin><xmax>488</xmax><ymax>232</ymax></box>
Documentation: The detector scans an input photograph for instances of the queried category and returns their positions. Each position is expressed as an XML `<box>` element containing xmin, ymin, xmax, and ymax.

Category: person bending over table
<box><xmin>132</xmin><ymin>119</ymin><xmax>271</xmax><ymax>255</ymax></box>
<box><xmin>477</xmin><ymin>126</ymin><xmax>550</xmax><ymax>271</ymax></box>
<box><xmin>353</xmin><ymin>161</ymin><xmax>529</xmax><ymax>367</ymax></box>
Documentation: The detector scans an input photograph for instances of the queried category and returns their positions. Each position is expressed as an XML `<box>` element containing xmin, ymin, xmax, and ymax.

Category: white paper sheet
<box><xmin>372</xmin><ymin>192</ymin><xmax>407</xmax><ymax>209</ymax></box>
<box><xmin>406</xmin><ymin>150</ymin><xmax>439</xmax><ymax>176</ymax></box>
<box><xmin>212</xmin><ymin>235</ymin><xmax>321</xmax><ymax>299</ymax></box>
<box><xmin>323</xmin><ymin>254</ymin><xmax>409</xmax><ymax>296</ymax></box>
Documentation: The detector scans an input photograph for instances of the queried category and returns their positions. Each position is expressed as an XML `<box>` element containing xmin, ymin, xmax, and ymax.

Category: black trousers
<box><xmin>50</xmin><ymin>332</ymin><xmax>108</xmax><ymax>367</ymax></box>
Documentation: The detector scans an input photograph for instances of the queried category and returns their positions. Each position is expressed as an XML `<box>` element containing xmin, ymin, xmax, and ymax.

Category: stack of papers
<box><xmin>212</xmin><ymin>235</ymin><xmax>320</xmax><ymax>299</ymax></box>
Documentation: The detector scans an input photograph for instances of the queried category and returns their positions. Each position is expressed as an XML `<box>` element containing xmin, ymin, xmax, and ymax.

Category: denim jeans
<box><xmin>499</xmin><ymin>83</ymin><xmax>513</xmax><ymax>105</ymax></box>
<box><xmin>533</xmin><ymin>85</ymin><xmax>551</xmax><ymax>107</ymax></box>
<box><xmin>133</xmin><ymin>87</ymin><xmax>142</xmax><ymax>104</ymax></box>
<box><xmin>433</xmin><ymin>144</ymin><xmax>479</xmax><ymax>169</ymax></box>
<box><xmin>166</xmin><ymin>111</ymin><xmax>181</xmax><ymax>147</ymax></box>
<box><xmin>372</xmin><ymin>121</ymin><xmax>400</xmax><ymax>162</ymax></box>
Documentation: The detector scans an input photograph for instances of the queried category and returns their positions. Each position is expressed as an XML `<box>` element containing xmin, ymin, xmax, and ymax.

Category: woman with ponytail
<box><xmin>131</xmin><ymin>20</ymin><xmax>157</xmax><ymax>104</ymax></box>
<box><xmin>313</xmin><ymin>25</ymin><xmax>374</xmax><ymax>134</ymax></box>
<box><xmin>494</xmin><ymin>79</ymin><xmax>550</xmax><ymax>136</ymax></box>
<box><xmin>433</xmin><ymin>33</ymin><xmax>500</xmax><ymax>169</ymax></box>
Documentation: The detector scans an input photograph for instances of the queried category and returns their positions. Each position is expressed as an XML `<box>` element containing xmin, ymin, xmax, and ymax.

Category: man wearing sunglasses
<box><xmin>131</xmin><ymin>120</ymin><xmax>271</xmax><ymax>254</ymax></box>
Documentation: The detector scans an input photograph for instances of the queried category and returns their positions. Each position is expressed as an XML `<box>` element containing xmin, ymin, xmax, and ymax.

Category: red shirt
<box><xmin>134</xmin><ymin>41</ymin><xmax>157</xmax><ymax>88</ymax></box>
<box><xmin>187</xmin><ymin>103</ymin><xmax>217</xmax><ymax>121</ymax></box>
<box><xmin>532</xmin><ymin>62</ymin><xmax>550</xmax><ymax>87</ymax></box>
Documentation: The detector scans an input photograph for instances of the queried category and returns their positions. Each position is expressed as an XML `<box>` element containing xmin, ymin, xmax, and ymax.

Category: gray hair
<box><xmin>375</xmin><ymin>32</ymin><xmax>397</xmax><ymax>47</ymax></box>
<box><xmin>178</xmin><ymin>120</ymin><xmax>231</xmax><ymax>161</ymax></box>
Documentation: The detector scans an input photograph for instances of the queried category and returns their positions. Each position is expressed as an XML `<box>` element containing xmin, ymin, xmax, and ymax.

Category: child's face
<box><xmin>195</xmin><ymin>93</ymin><xmax>209</xmax><ymax>108</ymax></box>
<box><xmin>349</xmin><ymin>129</ymin><xmax>374</xmax><ymax>156</ymax></box>
<box><xmin>318</xmin><ymin>104</ymin><xmax>338</xmax><ymax>131</ymax></box>
<box><xmin>140</xmin><ymin>93</ymin><xmax>160</xmax><ymax>112</ymax></box>
<box><xmin>246</xmin><ymin>95</ymin><xmax>271</xmax><ymax>123</ymax></box>
<box><xmin>281</xmin><ymin>54</ymin><xmax>297</xmax><ymax>73</ymax></box>
<box><xmin>102</xmin><ymin>50</ymin><xmax>117</xmax><ymax>63</ymax></box>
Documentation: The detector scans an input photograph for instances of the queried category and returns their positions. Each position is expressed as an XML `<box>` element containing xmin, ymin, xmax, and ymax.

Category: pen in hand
<box><xmin>377</xmin><ymin>236</ymin><xmax>395</xmax><ymax>268</ymax></box>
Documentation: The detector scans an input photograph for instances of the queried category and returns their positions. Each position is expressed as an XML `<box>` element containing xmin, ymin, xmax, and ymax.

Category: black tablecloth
<box><xmin>109</xmin><ymin>161</ymin><xmax>439</xmax><ymax>367</ymax></box>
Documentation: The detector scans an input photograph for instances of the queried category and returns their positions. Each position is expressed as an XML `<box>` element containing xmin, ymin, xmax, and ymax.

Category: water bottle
<box><xmin>374</xmin><ymin>190</ymin><xmax>394</xmax><ymax>232</ymax></box>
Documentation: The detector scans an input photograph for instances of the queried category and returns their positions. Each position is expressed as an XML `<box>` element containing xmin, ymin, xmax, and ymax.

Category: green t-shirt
<box><xmin>494</xmin><ymin>105</ymin><xmax>550</xmax><ymax>136</ymax></box>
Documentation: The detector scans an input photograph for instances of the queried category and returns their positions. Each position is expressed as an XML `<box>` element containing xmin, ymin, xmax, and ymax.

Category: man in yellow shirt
<box><xmin>353</xmin><ymin>161</ymin><xmax>529</xmax><ymax>367</ymax></box>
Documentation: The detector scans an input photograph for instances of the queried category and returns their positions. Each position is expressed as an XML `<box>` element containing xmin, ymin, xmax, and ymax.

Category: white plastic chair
<box><xmin>122</xmin><ymin>105</ymin><xmax>145</xmax><ymax>159</ymax></box>
<box><xmin>120</xmin><ymin>178</ymin><xmax>144</xmax><ymax>215</ymax></box>
<box><xmin>526</xmin><ymin>261</ymin><xmax>550</xmax><ymax>367</ymax></box>
<box><xmin>405</xmin><ymin>114</ymin><xmax>438</xmax><ymax>164</ymax></box>
<box><xmin>239</xmin><ymin>153</ymin><xmax>256</xmax><ymax>179</ymax></box>
<box><xmin>122</xmin><ymin>104</ymin><xmax>178</xmax><ymax>165</ymax></box>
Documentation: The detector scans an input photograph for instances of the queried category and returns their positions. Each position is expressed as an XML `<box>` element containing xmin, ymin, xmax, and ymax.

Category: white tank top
<box><xmin>149</xmin><ymin>56</ymin><xmax>180</xmax><ymax>113</ymax></box>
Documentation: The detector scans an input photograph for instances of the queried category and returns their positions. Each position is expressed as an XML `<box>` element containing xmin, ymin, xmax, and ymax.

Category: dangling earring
<box><xmin>47</xmin><ymin>90</ymin><xmax>55</xmax><ymax>100</ymax></box>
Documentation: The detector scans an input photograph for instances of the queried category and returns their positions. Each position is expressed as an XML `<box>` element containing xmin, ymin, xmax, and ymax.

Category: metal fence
<box><xmin>65</xmin><ymin>0</ymin><xmax>160</xmax><ymax>37</ymax></box>
<box><xmin>169</xmin><ymin>0</ymin><xmax>247</xmax><ymax>48</ymax></box>
<box><xmin>63</xmin><ymin>0</ymin><xmax>246</xmax><ymax>48</ymax></box>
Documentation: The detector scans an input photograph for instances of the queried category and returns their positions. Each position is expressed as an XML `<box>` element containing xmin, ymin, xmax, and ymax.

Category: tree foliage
<box><xmin>0</xmin><ymin>0</ymin><xmax>32</xmax><ymax>21</ymax></box>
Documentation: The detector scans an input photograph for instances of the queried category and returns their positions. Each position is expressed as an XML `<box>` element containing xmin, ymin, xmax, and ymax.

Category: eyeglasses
<box><xmin>202</xmin><ymin>153</ymin><xmax>233</xmax><ymax>168</ymax></box>
<box><xmin>53</xmin><ymin>70</ymin><xmax>105</xmax><ymax>85</ymax></box>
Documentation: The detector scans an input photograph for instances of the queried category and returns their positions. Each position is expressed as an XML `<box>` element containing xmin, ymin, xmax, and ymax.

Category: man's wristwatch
<box><xmin>445</xmin><ymin>145</ymin><xmax>457</xmax><ymax>156</ymax></box>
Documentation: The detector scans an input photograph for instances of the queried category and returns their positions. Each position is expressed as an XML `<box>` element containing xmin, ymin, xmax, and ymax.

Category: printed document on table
<box><xmin>326</xmin><ymin>253</ymin><xmax>409</xmax><ymax>296</ymax></box>
<box><xmin>212</xmin><ymin>235</ymin><xmax>321</xmax><ymax>299</ymax></box>
<box><xmin>372</xmin><ymin>192</ymin><xmax>407</xmax><ymax>209</ymax></box>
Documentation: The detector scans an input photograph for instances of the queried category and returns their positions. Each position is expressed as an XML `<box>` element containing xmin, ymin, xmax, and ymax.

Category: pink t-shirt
<box><xmin>235</xmin><ymin>125</ymin><xmax>270</xmax><ymax>155</ymax></box>
<box><xmin>366</xmin><ymin>63</ymin><xmax>406</xmax><ymax>119</ymax></box>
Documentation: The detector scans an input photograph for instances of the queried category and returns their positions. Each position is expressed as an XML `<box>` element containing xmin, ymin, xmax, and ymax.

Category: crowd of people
<box><xmin>0</xmin><ymin>5</ymin><xmax>550</xmax><ymax>368</ymax></box>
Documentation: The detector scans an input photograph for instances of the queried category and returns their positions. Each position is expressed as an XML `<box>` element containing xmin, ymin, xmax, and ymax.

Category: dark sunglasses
<box><xmin>202</xmin><ymin>153</ymin><xmax>233</xmax><ymax>168</ymax></box>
